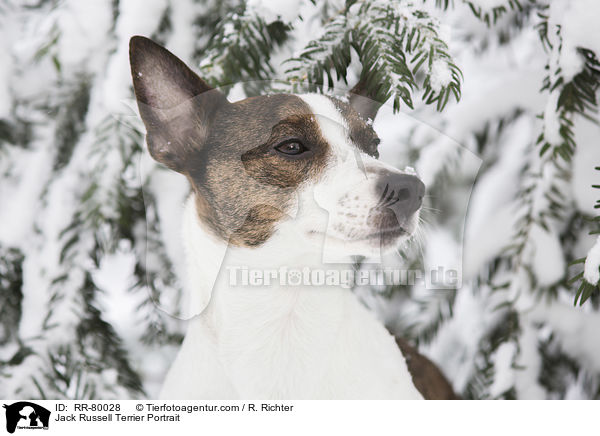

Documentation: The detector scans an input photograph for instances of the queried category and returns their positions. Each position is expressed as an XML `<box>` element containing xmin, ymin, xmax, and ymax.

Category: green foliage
<box><xmin>538</xmin><ymin>47</ymin><xmax>600</xmax><ymax>162</ymax></box>
<box><xmin>463</xmin><ymin>0</ymin><xmax>524</xmax><ymax>26</ymax></box>
<box><xmin>533</xmin><ymin>12</ymin><xmax>600</xmax><ymax>305</ymax></box>
<box><xmin>537</xmin><ymin>332</ymin><xmax>600</xmax><ymax>398</ymax></box>
<box><xmin>0</xmin><ymin>117</ymin><xmax>33</xmax><ymax>150</ymax></box>
<box><xmin>53</xmin><ymin>78</ymin><xmax>91</xmax><ymax>171</ymax></box>
<box><xmin>198</xmin><ymin>5</ymin><xmax>291</xmax><ymax>91</ymax></box>
<box><xmin>568</xmin><ymin>166</ymin><xmax>600</xmax><ymax>306</ymax></box>
<box><xmin>285</xmin><ymin>0</ymin><xmax>462</xmax><ymax>111</ymax></box>
<box><xmin>463</xmin><ymin>310</ymin><xmax>520</xmax><ymax>400</ymax></box>
<box><xmin>196</xmin><ymin>0</ymin><xmax>462</xmax><ymax>110</ymax></box>
<box><xmin>499</xmin><ymin>8</ymin><xmax>600</xmax><ymax>305</ymax></box>
<box><xmin>423</xmin><ymin>0</ymin><xmax>600</xmax><ymax>398</ymax></box>
<box><xmin>0</xmin><ymin>247</ymin><xmax>24</xmax><ymax>345</ymax></box>
<box><xmin>432</xmin><ymin>0</ymin><xmax>528</xmax><ymax>26</ymax></box>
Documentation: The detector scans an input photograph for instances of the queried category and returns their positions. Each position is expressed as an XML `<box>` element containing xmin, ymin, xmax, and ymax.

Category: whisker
<box><xmin>376</xmin><ymin>184</ymin><xmax>389</xmax><ymax>208</ymax></box>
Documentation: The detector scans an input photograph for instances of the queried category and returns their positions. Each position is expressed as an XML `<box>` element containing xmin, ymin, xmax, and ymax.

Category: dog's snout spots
<box><xmin>367</xmin><ymin>207</ymin><xmax>400</xmax><ymax>231</ymax></box>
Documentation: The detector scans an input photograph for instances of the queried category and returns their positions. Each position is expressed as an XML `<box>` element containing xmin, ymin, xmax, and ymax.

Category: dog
<box><xmin>129</xmin><ymin>36</ymin><xmax>454</xmax><ymax>399</ymax></box>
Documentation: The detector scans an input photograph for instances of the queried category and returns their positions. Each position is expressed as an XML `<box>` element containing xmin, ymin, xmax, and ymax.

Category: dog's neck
<box><xmin>170</xmin><ymin>195</ymin><xmax>421</xmax><ymax>399</ymax></box>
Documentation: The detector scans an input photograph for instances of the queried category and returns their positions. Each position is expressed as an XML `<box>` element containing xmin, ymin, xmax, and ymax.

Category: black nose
<box><xmin>374</xmin><ymin>173</ymin><xmax>425</xmax><ymax>217</ymax></box>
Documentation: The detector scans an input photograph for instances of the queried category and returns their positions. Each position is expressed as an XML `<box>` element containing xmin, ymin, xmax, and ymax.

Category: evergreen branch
<box><xmin>502</xmin><ymin>20</ymin><xmax>600</xmax><ymax>302</ymax></box>
<box><xmin>532</xmin><ymin>21</ymin><xmax>600</xmax><ymax>306</ymax></box>
<box><xmin>432</xmin><ymin>0</ymin><xmax>538</xmax><ymax>26</ymax></box>
<box><xmin>53</xmin><ymin>78</ymin><xmax>91</xmax><ymax>171</ymax></box>
<box><xmin>16</xmin><ymin>115</ymin><xmax>150</xmax><ymax>399</ymax></box>
<box><xmin>463</xmin><ymin>309</ymin><xmax>521</xmax><ymax>399</ymax></box>
<box><xmin>502</xmin><ymin>154</ymin><xmax>572</xmax><ymax>298</ymax></box>
<box><xmin>132</xmin><ymin>184</ymin><xmax>186</xmax><ymax>346</ymax></box>
<box><xmin>285</xmin><ymin>0</ymin><xmax>462</xmax><ymax>111</ymax></box>
<box><xmin>568</xmin><ymin>167</ymin><xmax>600</xmax><ymax>306</ymax></box>
<box><xmin>285</xmin><ymin>12</ymin><xmax>351</xmax><ymax>93</ymax></box>
<box><xmin>0</xmin><ymin>247</ymin><xmax>24</xmax><ymax>346</ymax></box>
<box><xmin>198</xmin><ymin>5</ymin><xmax>291</xmax><ymax>90</ymax></box>
<box><xmin>538</xmin><ymin>46</ymin><xmax>600</xmax><ymax>162</ymax></box>
<box><xmin>462</xmin><ymin>0</ymin><xmax>524</xmax><ymax>26</ymax></box>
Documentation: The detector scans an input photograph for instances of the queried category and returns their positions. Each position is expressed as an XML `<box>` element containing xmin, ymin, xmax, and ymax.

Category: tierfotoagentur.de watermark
<box><xmin>227</xmin><ymin>266</ymin><xmax>460</xmax><ymax>289</ymax></box>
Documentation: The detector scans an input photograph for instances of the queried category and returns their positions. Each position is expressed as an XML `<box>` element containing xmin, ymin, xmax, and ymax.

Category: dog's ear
<box><xmin>348</xmin><ymin>78</ymin><xmax>383</xmax><ymax>122</ymax></box>
<box><xmin>129</xmin><ymin>36</ymin><xmax>229</xmax><ymax>172</ymax></box>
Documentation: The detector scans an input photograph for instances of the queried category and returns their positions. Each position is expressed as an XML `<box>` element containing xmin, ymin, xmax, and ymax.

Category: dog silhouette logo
<box><xmin>2</xmin><ymin>402</ymin><xmax>50</xmax><ymax>433</ymax></box>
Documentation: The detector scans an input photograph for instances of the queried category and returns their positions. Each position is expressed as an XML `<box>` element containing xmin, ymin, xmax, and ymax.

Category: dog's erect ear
<box><xmin>348</xmin><ymin>78</ymin><xmax>383</xmax><ymax>122</ymax></box>
<box><xmin>129</xmin><ymin>36</ymin><xmax>229</xmax><ymax>172</ymax></box>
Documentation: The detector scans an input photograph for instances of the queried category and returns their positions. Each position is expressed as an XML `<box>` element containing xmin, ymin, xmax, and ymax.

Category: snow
<box><xmin>571</xmin><ymin>118</ymin><xmax>600</xmax><ymax>216</ymax></box>
<box><xmin>0</xmin><ymin>13</ymin><xmax>13</xmax><ymax>118</ymax></box>
<box><xmin>103</xmin><ymin>0</ymin><xmax>168</xmax><ymax>113</ymax></box>
<box><xmin>424</xmin><ymin>285</ymin><xmax>504</xmax><ymax>393</ymax></box>
<box><xmin>489</xmin><ymin>342</ymin><xmax>516</xmax><ymax>397</ymax></box>
<box><xmin>166</xmin><ymin>0</ymin><xmax>200</xmax><ymax>62</ymax></box>
<box><xmin>564</xmin><ymin>372</ymin><xmax>592</xmax><ymax>400</ymax></box>
<box><xmin>247</xmin><ymin>0</ymin><xmax>302</xmax><ymax>23</ymax></box>
<box><xmin>0</xmin><ymin>130</ymin><xmax>55</xmax><ymax>248</ymax></box>
<box><xmin>463</xmin><ymin>116</ymin><xmax>531</xmax><ymax>277</ymax></box>
<box><xmin>145</xmin><ymin>161</ymin><xmax>190</xmax><ymax>316</ymax></box>
<box><xmin>92</xmin><ymin>239</ymin><xmax>156</xmax><ymax>383</ymax></box>
<box><xmin>513</xmin><ymin>321</ymin><xmax>545</xmax><ymax>399</ymax></box>
<box><xmin>583</xmin><ymin>236</ymin><xmax>600</xmax><ymax>285</ymax></box>
<box><xmin>55</xmin><ymin>0</ymin><xmax>113</xmax><ymax>71</ymax></box>
<box><xmin>530</xmin><ymin>302</ymin><xmax>600</xmax><ymax>374</ymax></box>
<box><xmin>549</xmin><ymin>0</ymin><xmax>600</xmax><ymax>82</ymax></box>
<box><xmin>424</xmin><ymin>228</ymin><xmax>462</xmax><ymax>289</ymax></box>
<box><xmin>429</xmin><ymin>59</ymin><xmax>453</xmax><ymax>93</ymax></box>
<box><xmin>542</xmin><ymin>91</ymin><xmax>562</xmax><ymax>147</ymax></box>
<box><xmin>527</xmin><ymin>224</ymin><xmax>566</xmax><ymax>287</ymax></box>
<box><xmin>467</xmin><ymin>0</ymin><xmax>508</xmax><ymax>8</ymax></box>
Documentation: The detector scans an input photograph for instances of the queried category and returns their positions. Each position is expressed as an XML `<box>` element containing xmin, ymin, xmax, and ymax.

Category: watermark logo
<box><xmin>227</xmin><ymin>266</ymin><xmax>460</xmax><ymax>289</ymax></box>
<box><xmin>3</xmin><ymin>402</ymin><xmax>50</xmax><ymax>434</ymax></box>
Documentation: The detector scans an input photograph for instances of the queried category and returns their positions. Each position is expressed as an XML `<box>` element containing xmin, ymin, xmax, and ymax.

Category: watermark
<box><xmin>227</xmin><ymin>266</ymin><xmax>459</xmax><ymax>289</ymax></box>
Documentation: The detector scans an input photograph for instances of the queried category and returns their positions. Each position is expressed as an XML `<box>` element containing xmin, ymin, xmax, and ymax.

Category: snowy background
<box><xmin>0</xmin><ymin>0</ymin><xmax>599</xmax><ymax>399</ymax></box>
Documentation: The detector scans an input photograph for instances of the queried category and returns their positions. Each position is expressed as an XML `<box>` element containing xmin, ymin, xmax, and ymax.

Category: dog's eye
<box><xmin>274</xmin><ymin>141</ymin><xmax>306</xmax><ymax>156</ymax></box>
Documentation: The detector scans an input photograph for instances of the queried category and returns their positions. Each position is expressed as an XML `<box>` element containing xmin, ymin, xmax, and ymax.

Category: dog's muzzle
<box><xmin>368</xmin><ymin>172</ymin><xmax>425</xmax><ymax>240</ymax></box>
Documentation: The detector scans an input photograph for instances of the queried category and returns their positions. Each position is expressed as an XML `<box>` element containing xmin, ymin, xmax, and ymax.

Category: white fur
<box><xmin>297</xmin><ymin>94</ymin><xmax>418</xmax><ymax>261</ymax></box>
<box><xmin>160</xmin><ymin>94</ymin><xmax>423</xmax><ymax>399</ymax></box>
<box><xmin>160</xmin><ymin>197</ymin><xmax>422</xmax><ymax>399</ymax></box>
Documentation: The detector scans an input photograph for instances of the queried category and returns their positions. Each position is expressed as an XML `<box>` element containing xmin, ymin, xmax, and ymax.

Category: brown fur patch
<box><xmin>396</xmin><ymin>337</ymin><xmax>459</xmax><ymax>400</ymax></box>
<box><xmin>240</xmin><ymin>114</ymin><xmax>330</xmax><ymax>188</ymax></box>
<box><xmin>185</xmin><ymin>94</ymin><xmax>332</xmax><ymax>246</ymax></box>
<box><xmin>328</xmin><ymin>97</ymin><xmax>380</xmax><ymax>158</ymax></box>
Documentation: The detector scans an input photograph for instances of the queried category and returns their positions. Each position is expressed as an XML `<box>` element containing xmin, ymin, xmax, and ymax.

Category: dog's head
<box><xmin>129</xmin><ymin>36</ymin><xmax>424</xmax><ymax>259</ymax></box>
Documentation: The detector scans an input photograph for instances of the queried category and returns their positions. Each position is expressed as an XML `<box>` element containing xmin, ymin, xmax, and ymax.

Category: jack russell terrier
<box><xmin>129</xmin><ymin>36</ymin><xmax>456</xmax><ymax>399</ymax></box>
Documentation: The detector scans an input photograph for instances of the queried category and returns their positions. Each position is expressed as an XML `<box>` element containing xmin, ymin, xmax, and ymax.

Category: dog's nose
<box><xmin>374</xmin><ymin>173</ymin><xmax>425</xmax><ymax>217</ymax></box>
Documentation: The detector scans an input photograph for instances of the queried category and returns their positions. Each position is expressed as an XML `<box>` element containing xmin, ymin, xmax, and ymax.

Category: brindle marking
<box><xmin>328</xmin><ymin>97</ymin><xmax>380</xmax><ymax>158</ymax></box>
